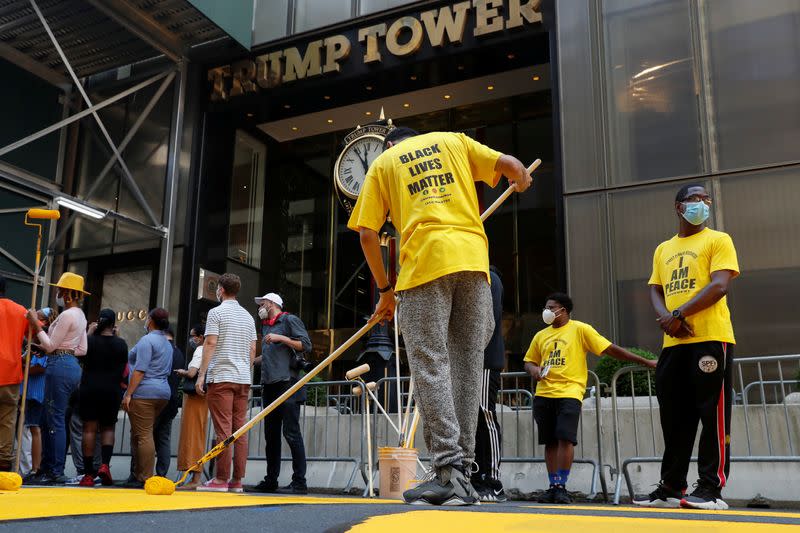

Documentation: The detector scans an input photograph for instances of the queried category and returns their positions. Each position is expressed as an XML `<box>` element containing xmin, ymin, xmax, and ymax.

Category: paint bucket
<box><xmin>378</xmin><ymin>447</ymin><xmax>419</xmax><ymax>499</ymax></box>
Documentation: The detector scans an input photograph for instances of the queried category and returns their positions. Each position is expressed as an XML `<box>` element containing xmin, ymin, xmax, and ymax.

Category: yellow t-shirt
<box><xmin>523</xmin><ymin>320</ymin><xmax>612</xmax><ymax>401</ymax></box>
<box><xmin>648</xmin><ymin>228</ymin><xmax>739</xmax><ymax>348</ymax></box>
<box><xmin>347</xmin><ymin>132</ymin><xmax>502</xmax><ymax>291</ymax></box>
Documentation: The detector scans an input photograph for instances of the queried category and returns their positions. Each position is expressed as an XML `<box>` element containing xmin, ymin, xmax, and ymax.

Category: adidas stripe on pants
<box><xmin>655</xmin><ymin>340</ymin><xmax>733</xmax><ymax>490</ymax></box>
<box><xmin>475</xmin><ymin>369</ymin><xmax>503</xmax><ymax>486</ymax></box>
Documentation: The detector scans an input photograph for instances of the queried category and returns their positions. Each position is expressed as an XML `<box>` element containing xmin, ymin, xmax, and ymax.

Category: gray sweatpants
<box><xmin>398</xmin><ymin>271</ymin><xmax>494</xmax><ymax>469</ymax></box>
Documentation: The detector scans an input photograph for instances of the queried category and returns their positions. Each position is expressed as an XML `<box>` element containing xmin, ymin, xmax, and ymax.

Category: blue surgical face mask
<box><xmin>681</xmin><ymin>201</ymin><xmax>710</xmax><ymax>226</ymax></box>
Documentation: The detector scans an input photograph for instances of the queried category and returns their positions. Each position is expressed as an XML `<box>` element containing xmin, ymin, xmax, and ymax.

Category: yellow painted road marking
<box><xmin>0</xmin><ymin>488</ymin><xmax>395</xmax><ymax>521</ymax></box>
<box><xmin>530</xmin><ymin>505</ymin><xmax>800</xmax><ymax>520</ymax></box>
<box><xmin>349</xmin><ymin>511</ymin><xmax>799</xmax><ymax>532</ymax></box>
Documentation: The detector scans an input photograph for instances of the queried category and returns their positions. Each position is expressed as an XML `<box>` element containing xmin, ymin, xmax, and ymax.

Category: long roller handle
<box><xmin>176</xmin><ymin>317</ymin><xmax>380</xmax><ymax>486</ymax></box>
<box><xmin>480</xmin><ymin>159</ymin><xmax>541</xmax><ymax>222</ymax></box>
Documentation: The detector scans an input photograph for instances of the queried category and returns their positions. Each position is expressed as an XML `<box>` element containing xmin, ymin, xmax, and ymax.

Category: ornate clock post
<box><xmin>334</xmin><ymin>117</ymin><xmax>399</xmax><ymax>399</ymax></box>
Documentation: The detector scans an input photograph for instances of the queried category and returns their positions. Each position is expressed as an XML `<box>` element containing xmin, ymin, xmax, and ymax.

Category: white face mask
<box><xmin>56</xmin><ymin>295</ymin><xmax>65</xmax><ymax>308</ymax></box>
<box><xmin>143</xmin><ymin>319</ymin><xmax>150</xmax><ymax>334</ymax></box>
<box><xmin>258</xmin><ymin>306</ymin><xmax>268</xmax><ymax>320</ymax></box>
<box><xmin>216</xmin><ymin>287</ymin><xmax>223</xmax><ymax>302</ymax></box>
<box><xmin>542</xmin><ymin>308</ymin><xmax>562</xmax><ymax>325</ymax></box>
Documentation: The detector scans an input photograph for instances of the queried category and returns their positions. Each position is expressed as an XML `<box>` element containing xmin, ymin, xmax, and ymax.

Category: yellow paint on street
<box><xmin>0</xmin><ymin>488</ymin><xmax>394</xmax><ymax>521</ymax></box>
<box><xmin>349</xmin><ymin>510</ymin><xmax>798</xmax><ymax>532</ymax></box>
<box><xmin>531</xmin><ymin>505</ymin><xmax>800</xmax><ymax>520</ymax></box>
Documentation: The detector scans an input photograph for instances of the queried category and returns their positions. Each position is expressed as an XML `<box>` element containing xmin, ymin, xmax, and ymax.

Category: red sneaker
<box><xmin>197</xmin><ymin>479</ymin><xmax>229</xmax><ymax>492</ymax></box>
<box><xmin>227</xmin><ymin>481</ymin><xmax>243</xmax><ymax>493</ymax></box>
<box><xmin>78</xmin><ymin>474</ymin><xmax>96</xmax><ymax>487</ymax></box>
<box><xmin>97</xmin><ymin>464</ymin><xmax>114</xmax><ymax>486</ymax></box>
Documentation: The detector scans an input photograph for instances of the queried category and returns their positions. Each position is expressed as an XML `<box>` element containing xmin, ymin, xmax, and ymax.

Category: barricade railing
<box><xmin>371</xmin><ymin>371</ymin><xmax>607</xmax><ymax>499</ymax></box>
<box><xmin>246</xmin><ymin>380</ymin><xmax>368</xmax><ymax>492</ymax></box>
<box><xmin>110</xmin><ymin>380</ymin><xmax>367</xmax><ymax>492</ymax></box>
<box><xmin>500</xmin><ymin>371</ymin><xmax>606</xmax><ymax>499</ymax></box>
<box><xmin>611</xmin><ymin>354</ymin><xmax>800</xmax><ymax>504</ymax></box>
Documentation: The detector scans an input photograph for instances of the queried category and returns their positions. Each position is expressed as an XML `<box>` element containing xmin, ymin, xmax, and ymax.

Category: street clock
<box><xmin>333</xmin><ymin>118</ymin><xmax>393</xmax><ymax>214</ymax></box>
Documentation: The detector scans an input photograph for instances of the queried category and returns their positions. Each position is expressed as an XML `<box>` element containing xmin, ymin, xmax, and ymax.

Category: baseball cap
<box><xmin>255</xmin><ymin>292</ymin><xmax>283</xmax><ymax>308</ymax></box>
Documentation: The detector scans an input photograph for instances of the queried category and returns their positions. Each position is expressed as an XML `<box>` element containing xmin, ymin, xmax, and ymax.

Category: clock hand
<box><xmin>356</xmin><ymin>146</ymin><xmax>370</xmax><ymax>173</ymax></box>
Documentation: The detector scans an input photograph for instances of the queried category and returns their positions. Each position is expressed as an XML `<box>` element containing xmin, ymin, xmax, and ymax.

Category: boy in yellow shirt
<box><xmin>524</xmin><ymin>293</ymin><xmax>655</xmax><ymax>504</ymax></box>
<box><xmin>634</xmin><ymin>184</ymin><xmax>738</xmax><ymax>511</ymax></box>
<box><xmin>348</xmin><ymin>127</ymin><xmax>531</xmax><ymax>505</ymax></box>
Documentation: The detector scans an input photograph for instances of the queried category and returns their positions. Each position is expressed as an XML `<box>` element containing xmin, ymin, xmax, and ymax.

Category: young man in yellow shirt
<box><xmin>524</xmin><ymin>293</ymin><xmax>656</xmax><ymax>504</ymax></box>
<box><xmin>634</xmin><ymin>184</ymin><xmax>739</xmax><ymax>510</ymax></box>
<box><xmin>348</xmin><ymin>127</ymin><xmax>531</xmax><ymax>505</ymax></box>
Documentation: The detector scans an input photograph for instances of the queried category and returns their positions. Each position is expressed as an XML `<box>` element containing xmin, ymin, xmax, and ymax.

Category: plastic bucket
<box><xmin>378</xmin><ymin>447</ymin><xmax>419</xmax><ymax>499</ymax></box>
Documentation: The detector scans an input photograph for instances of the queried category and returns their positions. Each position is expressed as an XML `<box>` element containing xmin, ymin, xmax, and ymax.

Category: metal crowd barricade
<box><xmin>371</xmin><ymin>371</ymin><xmax>607</xmax><ymax>499</ymax></box>
<box><xmin>611</xmin><ymin>354</ymin><xmax>800</xmax><ymax>504</ymax></box>
<box><xmin>499</xmin><ymin>371</ymin><xmax>607</xmax><ymax>499</ymax></box>
<box><xmin>111</xmin><ymin>380</ymin><xmax>367</xmax><ymax>492</ymax></box>
<box><xmin>247</xmin><ymin>380</ymin><xmax>368</xmax><ymax>492</ymax></box>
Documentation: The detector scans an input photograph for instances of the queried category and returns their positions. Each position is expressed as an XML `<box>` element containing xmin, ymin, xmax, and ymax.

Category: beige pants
<box><xmin>128</xmin><ymin>398</ymin><xmax>167</xmax><ymax>481</ymax></box>
<box><xmin>0</xmin><ymin>384</ymin><xmax>19</xmax><ymax>470</ymax></box>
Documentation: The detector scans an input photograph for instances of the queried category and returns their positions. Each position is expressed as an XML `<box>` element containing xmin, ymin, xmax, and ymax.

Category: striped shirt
<box><xmin>205</xmin><ymin>299</ymin><xmax>256</xmax><ymax>385</ymax></box>
<box><xmin>20</xmin><ymin>354</ymin><xmax>48</xmax><ymax>403</ymax></box>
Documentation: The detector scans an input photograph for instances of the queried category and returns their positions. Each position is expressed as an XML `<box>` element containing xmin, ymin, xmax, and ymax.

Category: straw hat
<box><xmin>50</xmin><ymin>272</ymin><xmax>90</xmax><ymax>295</ymax></box>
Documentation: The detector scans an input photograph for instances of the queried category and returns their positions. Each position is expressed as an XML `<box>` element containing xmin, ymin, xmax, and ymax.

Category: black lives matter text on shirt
<box><xmin>399</xmin><ymin>143</ymin><xmax>456</xmax><ymax>203</ymax></box>
<box><xmin>663</xmin><ymin>251</ymin><xmax>699</xmax><ymax>297</ymax></box>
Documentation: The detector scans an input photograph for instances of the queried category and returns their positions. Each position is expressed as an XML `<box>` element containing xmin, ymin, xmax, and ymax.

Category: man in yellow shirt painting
<box><xmin>348</xmin><ymin>126</ymin><xmax>531</xmax><ymax>505</ymax></box>
<box><xmin>634</xmin><ymin>184</ymin><xmax>739</xmax><ymax>511</ymax></box>
<box><xmin>524</xmin><ymin>293</ymin><xmax>655</xmax><ymax>504</ymax></box>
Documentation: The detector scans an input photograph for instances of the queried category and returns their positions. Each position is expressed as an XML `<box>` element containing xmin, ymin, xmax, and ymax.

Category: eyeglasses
<box><xmin>682</xmin><ymin>194</ymin><xmax>712</xmax><ymax>206</ymax></box>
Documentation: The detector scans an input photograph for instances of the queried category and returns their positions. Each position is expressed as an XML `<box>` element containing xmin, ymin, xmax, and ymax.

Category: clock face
<box><xmin>335</xmin><ymin>134</ymin><xmax>384</xmax><ymax>199</ymax></box>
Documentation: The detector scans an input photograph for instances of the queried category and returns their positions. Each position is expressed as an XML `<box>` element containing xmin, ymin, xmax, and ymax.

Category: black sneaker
<box><xmin>402</xmin><ymin>464</ymin><xmax>480</xmax><ymax>506</ymax></box>
<box><xmin>552</xmin><ymin>485</ymin><xmax>572</xmax><ymax>504</ymax></box>
<box><xmin>681</xmin><ymin>483</ymin><xmax>728</xmax><ymax>510</ymax></box>
<box><xmin>277</xmin><ymin>483</ymin><xmax>308</xmax><ymax>495</ymax></box>
<box><xmin>538</xmin><ymin>486</ymin><xmax>557</xmax><ymax>503</ymax></box>
<box><xmin>633</xmin><ymin>482</ymin><xmax>683</xmax><ymax>508</ymax></box>
<box><xmin>23</xmin><ymin>471</ymin><xmax>47</xmax><ymax>485</ymax></box>
<box><xmin>246</xmin><ymin>478</ymin><xmax>279</xmax><ymax>493</ymax></box>
<box><xmin>39</xmin><ymin>473</ymin><xmax>67</xmax><ymax>486</ymax></box>
<box><xmin>121</xmin><ymin>479</ymin><xmax>144</xmax><ymax>489</ymax></box>
<box><xmin>477</xmin><ymin>486</ymin><xmax>508</xmax><ymax>503</ymax></box>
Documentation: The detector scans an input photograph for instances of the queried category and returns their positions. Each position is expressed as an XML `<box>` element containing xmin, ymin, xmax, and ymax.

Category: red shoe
<box><xmin>97</xmin><ymin>464</ymin><xmax>114</xmax><ymax>486</ymax></box>
<box><xmin>197</xmin><ymin>479</ymin><xmax>229</xmax><ymax>492</ymax></box>
<box><xmin>227</xmin><ymin>481</ymin><xmax>243</xmax><ymax>493</ymax></box>
<box><xmin>78</xmin><ymin>474</ymin><xmax>96</xmax><ymax>487</ymax></box>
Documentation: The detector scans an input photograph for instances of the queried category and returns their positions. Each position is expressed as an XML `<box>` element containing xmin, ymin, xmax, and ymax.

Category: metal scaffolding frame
<box><xmin>0</xmin><ymin>0</ymin><xmax>214</xmax><ymax>308</ymax></box>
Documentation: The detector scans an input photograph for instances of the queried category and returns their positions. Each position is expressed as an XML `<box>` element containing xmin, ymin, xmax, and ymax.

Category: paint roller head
<box><xmin>366</xmin><ymin>381</ymin><xmax>377</xmax><ymax>391</ymax></box>
<box><xmin>352</xmin><ymin>386</ymin><xmax>363</xmax><ymax>397</ymax></box>
<box><xmin>345</xmin><ymin>363</ymin><xmax>370</xmax><ymax>380</ymax></box>
<box><xmin>144</xmin><ymin>476</ymin><xmax>176</xmax><ymax>495</ymax></box>
<box><xmin>26</xmin><ymin>208</ymin><xmax>61</xmax><ymax>220</ymax></box>
<box><xmin>0</xmin><ymin>472</ymin><xmax>22</xmax><ymax>491</ymax></box>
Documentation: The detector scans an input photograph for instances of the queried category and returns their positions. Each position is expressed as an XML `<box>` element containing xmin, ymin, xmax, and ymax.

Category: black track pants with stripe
<box><xmin>474</xmin><ymin>369</ymin><xmax>503</xmax><ymax>487</ymax></box>
<box><xmin>655</xmin><ymin>341</ymin><xmax>733</xmax><ymax>491</ymax></box>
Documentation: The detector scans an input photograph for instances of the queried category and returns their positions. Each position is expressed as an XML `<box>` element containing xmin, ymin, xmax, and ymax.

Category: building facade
<box><xmin>1</xmin><ymin>0</ymin><xmax>798</xmax><ymax>366</ymax></box>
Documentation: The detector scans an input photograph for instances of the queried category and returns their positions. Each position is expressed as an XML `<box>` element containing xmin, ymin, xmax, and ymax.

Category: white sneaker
<box><xmin>680</xmin><ymin>485</ymin><xmax>728</xmax><ymax>510</ymax></box>
<box><xmin>633</xmin><ymin>483</ymin><xmax>683</xmax><ymax>508</ymax></box>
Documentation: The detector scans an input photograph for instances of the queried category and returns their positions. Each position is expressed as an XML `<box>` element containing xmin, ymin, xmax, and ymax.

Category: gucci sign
<box><xmin>117</xmin><ymin>309</ymin><xmax>148</xmax><ymax>322</ymax></box>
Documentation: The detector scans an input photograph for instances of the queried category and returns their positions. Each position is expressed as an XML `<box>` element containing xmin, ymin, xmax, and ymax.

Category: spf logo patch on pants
<box><xmin>698</xmin><ymin>355</ymin><xmax>718</xmax><ymax>373</ymax></box>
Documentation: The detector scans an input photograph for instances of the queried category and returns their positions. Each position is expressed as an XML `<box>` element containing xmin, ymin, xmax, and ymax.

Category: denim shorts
<box><xmin>24</xmin><ymin>399</ymin><xmax>44</xmax><ymax>427</ymax></box>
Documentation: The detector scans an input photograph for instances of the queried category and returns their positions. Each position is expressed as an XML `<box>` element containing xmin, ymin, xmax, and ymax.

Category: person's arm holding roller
<box><xmin>494</xmin><ymin>154</ymin><xmax>532</xmax><ymax>192</ymax></box>
<box><xmin>359</xmin><ymin>228</ymin><xmax>394</xmax><ymax>324</ymax></box>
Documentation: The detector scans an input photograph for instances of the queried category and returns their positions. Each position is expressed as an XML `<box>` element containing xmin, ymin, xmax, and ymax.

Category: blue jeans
<box><xmin>42</xmin><ymin>355</ymin><xmax>82</xmax><ymax>477</ymax></box>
